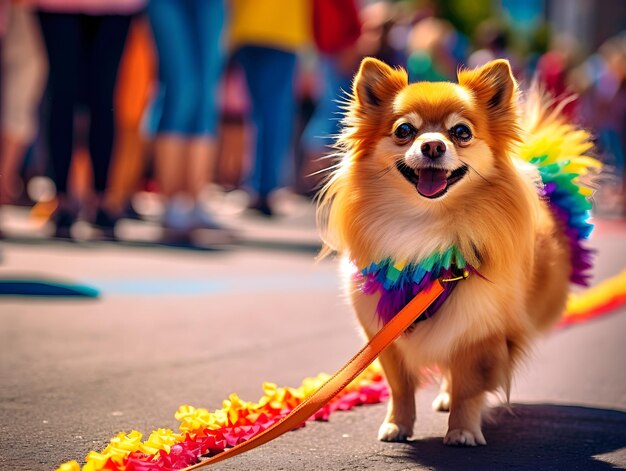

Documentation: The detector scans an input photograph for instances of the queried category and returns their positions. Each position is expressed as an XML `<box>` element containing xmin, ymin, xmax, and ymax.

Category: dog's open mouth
<box><xmin>395</xmin><ymin>161</ymin><xmax>469</xmax><ymax>199</ymax></box>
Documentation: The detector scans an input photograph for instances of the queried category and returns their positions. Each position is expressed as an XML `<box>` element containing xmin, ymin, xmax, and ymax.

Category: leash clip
<box><xmin>440</xmin><ymin>269</ymin><xmax>470</xmax><ymax>283</ymax></box>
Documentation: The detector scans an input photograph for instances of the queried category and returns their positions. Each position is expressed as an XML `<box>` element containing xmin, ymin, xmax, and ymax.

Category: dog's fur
<box><xmin>317</xmin><ymin>58</ymin><xmax>576</xmax><ymax>446</ymax></box>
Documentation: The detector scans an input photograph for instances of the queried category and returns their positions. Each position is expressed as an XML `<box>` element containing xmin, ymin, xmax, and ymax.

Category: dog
<box><xmin>317</xmin><ymin>57</ymin><xmax>599</xmax><ymax>446</ymax></box>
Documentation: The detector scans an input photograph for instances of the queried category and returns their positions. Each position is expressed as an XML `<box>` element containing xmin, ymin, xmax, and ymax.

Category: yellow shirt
<box><xmin>229</xmin><ymin>0</ymin><xmax>311</xmax><ymax>52</ymax></box>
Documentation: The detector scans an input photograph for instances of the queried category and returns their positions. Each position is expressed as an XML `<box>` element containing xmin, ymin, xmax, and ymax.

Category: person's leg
<box><xmin>149</xmin><ymin>0</ymin><xmax>215</xmax><ymax>235</ymax></box>
<box><xmin>250</xmin><ymin>48</ymin><xmax>296</xmax><ymax>208</ymax></box>
<box><xmin>233</xmin><ymin>46</ymin><xmax>262</xmax><ymax>198</ymax></box>
<box><xmin>0</xmin><ymin>136</ymin><xmax>25</xmax><ymax>204</ymax></box>
<box><xmin>186</xmin><ymin>0</ymin><xmax>226</xmax><ymax>197</ymax></box>
<box><xmin>263</xmin><ymin>50</ymin><xmax>298</xmax><ymax>197</ymax></box>
<box><xmin>147</xmin><ymin>0</ymin><xmax>197</xmax><ymax>199</ymax></box>
<box><xmin>85</xmin><ymin>14</ymin><xmax>131</xmax><ymax>209</ymax></box>
<box><xmin>37</xmin><ymin>12</ymin><xmax>80</xmax><ymax>200</ymax></box>
<box><xmin>237</xmin><ymin>46</ymin><xmax>297</xmax><ymax>215</ymax></box>
<box><xmin>37</xmin><ymin>12</ymin><xmax>81</xmax><ymax>235</ymax></box>
<box><xmin>106</xmin><ymin>17</ymin><xmax>153</xmax><ymax>214</ymax></box>
<box><xmin>1</xmin><ymin>5</ymin><xmax>48</xmax><ymax>204</ymax></box>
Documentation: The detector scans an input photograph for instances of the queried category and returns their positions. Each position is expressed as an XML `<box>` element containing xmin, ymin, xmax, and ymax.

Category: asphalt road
<box><xmin>0</xmin><ymin>216</ymin><xmax>625</xmax><ymax>471</ymax></box>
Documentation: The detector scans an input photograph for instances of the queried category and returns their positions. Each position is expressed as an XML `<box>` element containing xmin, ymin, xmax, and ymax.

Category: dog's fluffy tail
<box><xmin>518</xmin><ymin>86</ymin><xmax>602</xmax><ymax>285</ymax></box>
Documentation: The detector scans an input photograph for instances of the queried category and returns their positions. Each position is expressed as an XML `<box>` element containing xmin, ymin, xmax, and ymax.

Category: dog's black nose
<box><xmin>421</xmin><ymin>140</ymin><xmax>446</xmax><ymax>159</ymax></box>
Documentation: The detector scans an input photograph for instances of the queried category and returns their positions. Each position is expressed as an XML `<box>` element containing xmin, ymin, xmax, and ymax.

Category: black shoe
<box><xmin>121</xmin><ymin>202</ymin><xmax>142</xmax><ymax>221</ymax></box>
<box><xmin>94</xmin><ymin>208</ymin><xmax>118</xmax><ymax>240</ymax></box>
<box><xmin>52</xmin><ymin>209</ymin><xmax>76</xmax><ymax>239</ymax></box>
<box><xmin>249</xmin><ymin>197</ymin><xmax>273</xmax><ymax>217</ymax></box>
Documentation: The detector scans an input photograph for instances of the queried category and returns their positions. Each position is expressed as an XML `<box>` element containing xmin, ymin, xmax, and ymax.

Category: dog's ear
<box><xmin>457</xmin><ymin>59</ymin><xmax>520</xmax><ymax>150</ymax></box>
<box><xmin>353</xmin><ymin>58</ymin><xmax>407</xmax><ymax>111</ymax></box>
<box><xmin>457</xmin><ymin>59</ymin><xmax>516</xmax><ymax>116</ymax></box>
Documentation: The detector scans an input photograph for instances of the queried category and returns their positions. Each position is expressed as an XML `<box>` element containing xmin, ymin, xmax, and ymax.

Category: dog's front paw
<box><xmin>432</xmin><ymin>391</ymin><xmax>450</xmax><ymax>412</ymax></box>
<box><xmin>443</xmin><ymin>428</ymin><xmax>486</xmax><ymax>446</ymax></box>
<box><xmin>378</xmin><ymin>422</ymin><xmax>411</xmax><ymax>442</ymax></box>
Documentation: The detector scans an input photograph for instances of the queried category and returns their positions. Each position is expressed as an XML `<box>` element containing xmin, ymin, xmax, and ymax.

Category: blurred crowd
<box><xmin>0</xmin><ymin>0</ymin><xmax>625</xmax><ymax>242</ymax></box>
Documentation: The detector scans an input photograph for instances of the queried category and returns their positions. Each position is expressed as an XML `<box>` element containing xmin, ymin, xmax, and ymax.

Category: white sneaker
<box><xmin>162</xmin><ymin>195</ymin><xmax>194</xmax><ymax>233</ymax></box>
<box><xmin>190</xmin><ymin>202</ymin><xmax>224</xmax><ymax>230</ymax></box>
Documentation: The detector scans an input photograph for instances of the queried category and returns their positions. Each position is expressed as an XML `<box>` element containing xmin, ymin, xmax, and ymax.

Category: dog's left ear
<box><xmin>458</xmin><ymin>59</ymin><xmax>517</xmax><ymax>116</ymax></box>
<box><xmin>458</xmin><ymin>60</ymin><xmax>520</xmax><ymax>149</ymax></box>
<box><xmin>353</xmin><ymin>58</ymin><xmax>408</xmax><ymax>111</ymax></box>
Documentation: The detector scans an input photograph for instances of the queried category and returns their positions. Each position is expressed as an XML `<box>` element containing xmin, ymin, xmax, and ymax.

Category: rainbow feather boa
<box><xmin>519</xmin><ymin>96</ymin><xmax>601</xmax><ymax>285</ymax></box>
<box><xmin>531</xmin><ymin>154</ymin><xmax>597</xmax><ymax>285</ymax></box>
<box><xmin>357</xmin><ymin>247</ymin><xmax>472</xmax><ymax>324</ymax></box>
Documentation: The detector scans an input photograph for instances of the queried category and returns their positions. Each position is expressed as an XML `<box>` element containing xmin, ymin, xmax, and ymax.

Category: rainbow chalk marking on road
<box><xmin>57</xmin><ymin>270</ymin><xmax>626</xmax><ymax>471</ymax></box>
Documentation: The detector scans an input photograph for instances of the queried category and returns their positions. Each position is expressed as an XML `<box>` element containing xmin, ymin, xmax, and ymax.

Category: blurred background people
<box><xmin>35</xmin><ymin>0</ymin><xmax>144</xmax><ymax>238</ymax></box>
<box><xmin>357</xmin><ymin>1</ymin><xmax>405</xmax><ymax>68</ymax></box>
<box><xmin>406</xmin><ymin>16</ymin><xmax>466</xmax><ymax>82</ymax></box>
<box><xmin>213</xmin><ymin>61</ymin><xmax>250</xmax><ymax>192</ymax></box>
<box><xmin>0</xmin><ymin>0</ymin><xmax>625</xmax><ymax>241</ymax></box>
<box><xmin>574</xmin><ymin>32</ymin><xmax>626</xmax><ymax>214</ymax></box>
<box><xmin>230</xmin><ymin>0</ymin><xmax>311</xmax><ymax>217</ymax></box>
<box><xmin>0</xmin><ymin>1</ymin><xmax>47</xmax><ymax>208</ymax></box>
<box><xmin>147</xmin><ymin>0</ymin><xmax>227</xmax><ymax>238</ymax></box>
<box><xmin>106</xmin><ymin>16</ymin><xmax>155</xmax><ymax>222</ymax></box>
<box><xmin>535</xmin><ymin>34</ymin><xmax>581</xmax><ymax>120</ymax></box>
<box><xmin>298</xmin><ymin>0</ymin><xmax>361</xmax><ymax>196</ymax></box>
<box><xmin>468</xmin><ymin>19</ymin><xmax>515</xmax><ymax>69</ymax></box>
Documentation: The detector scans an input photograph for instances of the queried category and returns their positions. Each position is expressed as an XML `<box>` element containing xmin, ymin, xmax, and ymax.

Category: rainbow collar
<box><xmin>355</xmin><ymin>246</ymin><xmax>473</xmax><ymax>325</ymax></box>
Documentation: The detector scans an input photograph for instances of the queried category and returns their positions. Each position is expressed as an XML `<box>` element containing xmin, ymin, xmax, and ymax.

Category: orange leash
<box><xmin>183</xmin><ymin>280</ymin><xmax>445</xmax><ymax>470</ymax></box>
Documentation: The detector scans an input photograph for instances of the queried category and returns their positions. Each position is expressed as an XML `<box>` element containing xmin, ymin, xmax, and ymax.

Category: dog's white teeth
<box><xmin>446</xmin><ymin>171</ymin><xmax>452</xmax><ymax>178</ymax></box>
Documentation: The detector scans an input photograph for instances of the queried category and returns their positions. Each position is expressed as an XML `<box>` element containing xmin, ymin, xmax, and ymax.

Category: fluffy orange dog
<box><xmin>317</xmin><ymin>58</ymin><xmax>597</xmax><ymax>446</ymax></box>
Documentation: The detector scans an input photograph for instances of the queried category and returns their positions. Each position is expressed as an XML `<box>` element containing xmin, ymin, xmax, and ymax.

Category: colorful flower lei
<box><xmin>56</xmin><ymin>364</ymin><xmax>389</xmax><ymax>471</ymax></box>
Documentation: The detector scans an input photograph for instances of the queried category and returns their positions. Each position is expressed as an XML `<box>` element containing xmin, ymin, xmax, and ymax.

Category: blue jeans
<box><xmin>148</xmin><ymin>0</ymin><xmax>225</xmax><ymax>136</ymax></box>
<box><xmin>234</xmin><ymin>45</ymin><xmax>297</xmax><ymax>198</ymax></box>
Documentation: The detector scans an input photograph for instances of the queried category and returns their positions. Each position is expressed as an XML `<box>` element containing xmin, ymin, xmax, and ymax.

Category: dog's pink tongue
<box><xmin>417</xmin><ymin>169</ymin><xmax>448</xmax><ymax>197</ymax></box>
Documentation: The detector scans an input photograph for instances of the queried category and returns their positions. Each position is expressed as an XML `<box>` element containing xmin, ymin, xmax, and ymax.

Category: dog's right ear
<box><xmin>353</xmin><ymin>58</ymin><xmax>407</xmax><ymax>111</ymax></box>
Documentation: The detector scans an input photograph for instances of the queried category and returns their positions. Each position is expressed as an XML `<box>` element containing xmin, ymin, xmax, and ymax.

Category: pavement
<box><xmin>0</xmin><ymin>201</ymin><xmax>625</xmax><ymax>471</ymax></box>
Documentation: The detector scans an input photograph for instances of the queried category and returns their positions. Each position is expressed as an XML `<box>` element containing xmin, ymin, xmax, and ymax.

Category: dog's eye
<box><xmin>450</xmin><ymin>124</ymin><xmax>472</xmax><ymax>142</ymax></box>
<box><xmin>393</xmin><ymin>123</ymin><xmax>417</xmax><ymax>144</ymax></box>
